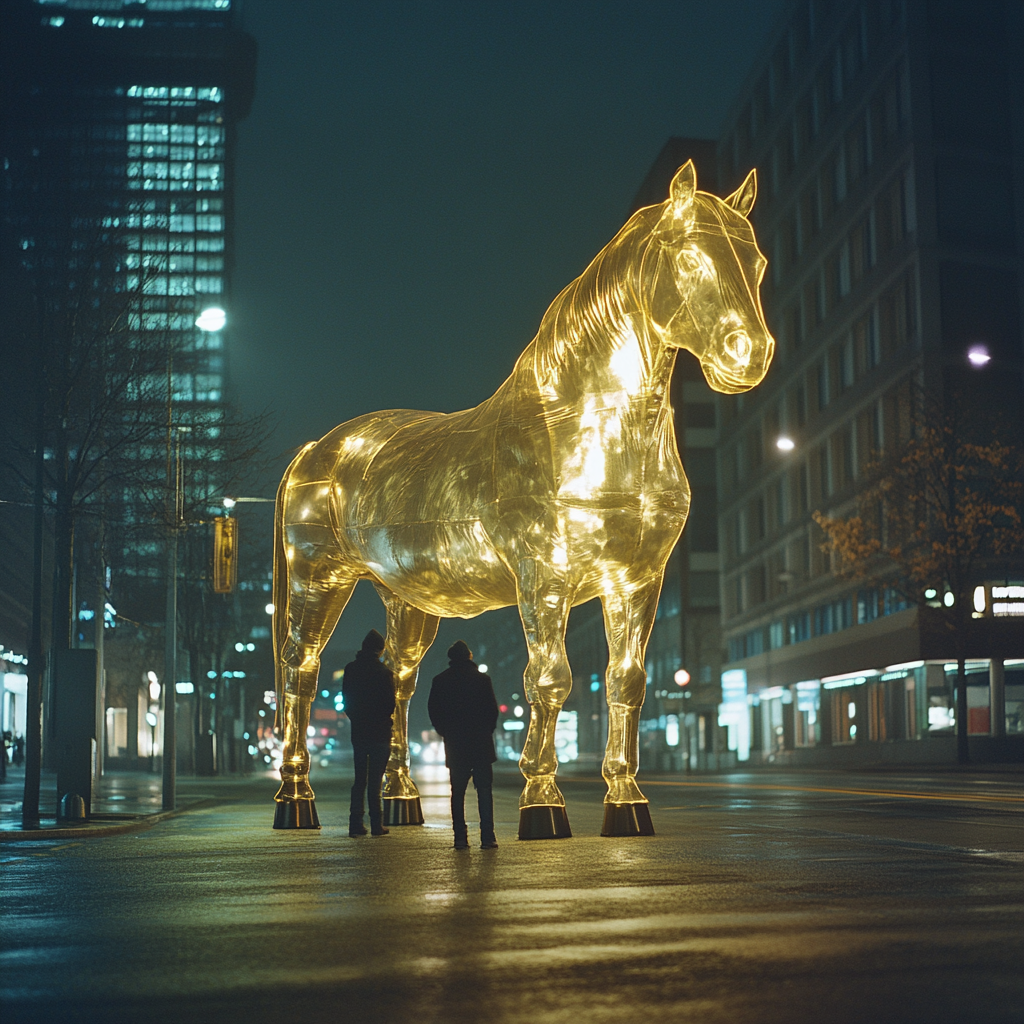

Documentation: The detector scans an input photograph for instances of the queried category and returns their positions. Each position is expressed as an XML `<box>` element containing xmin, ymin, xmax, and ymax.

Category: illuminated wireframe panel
<box><xmin>272</xmin><ymin>161</ymin><xmax>774</xmax><ymax>836</ymax></box>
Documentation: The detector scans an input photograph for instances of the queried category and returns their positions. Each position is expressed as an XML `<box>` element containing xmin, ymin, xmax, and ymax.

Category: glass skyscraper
<box><xmin>1</xmin><ymin>0</ymin><xmax>257</xmax><ymax>768</ymax></box>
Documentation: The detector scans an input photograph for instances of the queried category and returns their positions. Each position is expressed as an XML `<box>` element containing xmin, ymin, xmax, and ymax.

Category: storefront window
<box><xmin>793</xmin><ymin>681</ymin><xmax>819</xmax><ymax>746</ymax></box>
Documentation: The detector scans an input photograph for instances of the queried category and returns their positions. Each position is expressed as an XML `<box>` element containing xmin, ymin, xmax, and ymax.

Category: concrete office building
<box><xmin>712</xmin><ymin>0</ymin><xmax>1024</xmax><ymax>765</ymax></box>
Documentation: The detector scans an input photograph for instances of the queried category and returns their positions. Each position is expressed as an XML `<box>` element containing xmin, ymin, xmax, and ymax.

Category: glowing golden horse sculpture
<box><xmin>272</xmin><ymin>161</ymin><xmax>773</xmax><ymax>837</ymax></box>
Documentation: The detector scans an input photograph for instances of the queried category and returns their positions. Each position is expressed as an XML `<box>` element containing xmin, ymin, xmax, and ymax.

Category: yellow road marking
<box><xmin>640</xmin><ymin>780</ymin><xmax>1023</xmax><ymax>805</ymax></box>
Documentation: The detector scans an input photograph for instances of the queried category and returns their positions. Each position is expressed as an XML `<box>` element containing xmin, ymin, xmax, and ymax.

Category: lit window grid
<box><xmin>121</xmin><ymin>85</ymin><xmax>227</xmax><ymax>403</ymax></box>
<box><xmin>37</xmin><ymin>3</ymin><xmax>232</xmax><ymax>17</ymax></box>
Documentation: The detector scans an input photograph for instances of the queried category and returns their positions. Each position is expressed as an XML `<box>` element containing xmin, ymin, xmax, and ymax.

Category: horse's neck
<box><xmin>524</xmin><ymin>263</ymin><xmax>676</xmax><ymax>429</ymax></box>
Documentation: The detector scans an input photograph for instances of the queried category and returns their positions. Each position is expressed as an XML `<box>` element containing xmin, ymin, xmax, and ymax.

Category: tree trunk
<box><xmin>51</xmin><ymin>500</ymin><xmax>74</xmax><ymax>653</ymax></box>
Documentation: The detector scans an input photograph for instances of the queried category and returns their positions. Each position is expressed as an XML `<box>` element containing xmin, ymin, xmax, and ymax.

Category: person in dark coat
<box><xmin>428</xmin><ymin>640</ymin><xmax>499</xmax><ymax>849</ymax></box>
<box><xmin>342</xmin><ymin>629</ymin><xmax>396</xmax><ymax>837</ymax></box>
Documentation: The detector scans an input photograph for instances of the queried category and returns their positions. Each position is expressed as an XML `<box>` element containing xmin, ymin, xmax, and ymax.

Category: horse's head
<box><xmin>647</xmin><ymin>160</ymin><xmax>774</xmax><ymax>394</ymax></box>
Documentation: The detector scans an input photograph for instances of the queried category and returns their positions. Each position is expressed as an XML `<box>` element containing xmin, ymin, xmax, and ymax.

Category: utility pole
<box><xmin>162</xmin><ymin>381</ymin><xmax>190</xmax><ymax>809</ymax></box>
<box><xmin>22</xmin><ymin>371</ymin><xmax>47</xmax><ymax>830</ymax></box>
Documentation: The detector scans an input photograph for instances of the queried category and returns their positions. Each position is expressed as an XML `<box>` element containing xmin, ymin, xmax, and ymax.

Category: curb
<box><xmin>0</xmin><ymin>797</ymin><xmax>224</xmax><ymax>842</ymax></box>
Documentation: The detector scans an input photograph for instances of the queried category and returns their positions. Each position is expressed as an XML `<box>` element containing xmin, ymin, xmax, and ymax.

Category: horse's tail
<box><xmin>272</xmin><ymin>442</ymin><xmax>317</xmax><ymax>736</ymax></box>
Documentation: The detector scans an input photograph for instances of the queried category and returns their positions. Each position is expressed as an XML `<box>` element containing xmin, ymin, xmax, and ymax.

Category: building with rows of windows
<box><xmin>711</xmin><ymin>0</ymin><xmax>1023</xmax><ymax>765</ymax></box>
<box><xmin>1</xmin><ymin>0</ymin><xmax>257</xmax><ymax>774</ymax></box>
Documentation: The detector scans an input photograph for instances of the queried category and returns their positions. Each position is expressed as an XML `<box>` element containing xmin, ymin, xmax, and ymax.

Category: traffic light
<box><xmin>213</xmin><ymin>515</ymin><xmax>238</xmax><ymax>593</ymax></box>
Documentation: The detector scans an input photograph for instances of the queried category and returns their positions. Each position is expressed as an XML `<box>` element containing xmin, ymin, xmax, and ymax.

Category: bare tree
<box><xmin>3</xmin><ymin>204</ymin><xmax>273</xmax><ymax>820</ymax></box>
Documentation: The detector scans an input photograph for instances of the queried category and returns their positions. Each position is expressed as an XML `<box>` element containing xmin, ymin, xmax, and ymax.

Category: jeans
<box><xmin>350</xmin><ymin>741</ymin><xmax>390</xmax><ymax>827</ymax></box>
<box><xmin>449</xmin><ymin>762</ymin><xmax>494</xmax><ymax>838</ymax></box>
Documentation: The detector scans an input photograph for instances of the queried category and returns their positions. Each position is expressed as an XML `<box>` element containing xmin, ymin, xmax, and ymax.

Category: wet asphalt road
<box><xmin>1</xmin><ymin>766</ymin><xmax>1022</xmax><ymax>1024</ymax></box>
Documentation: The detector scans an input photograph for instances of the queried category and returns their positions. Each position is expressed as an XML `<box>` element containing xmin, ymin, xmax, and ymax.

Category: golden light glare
<box><xmin>271</xmin><ymin>161</ymin><xmax>774</xmax><ymax>836</ymax></box>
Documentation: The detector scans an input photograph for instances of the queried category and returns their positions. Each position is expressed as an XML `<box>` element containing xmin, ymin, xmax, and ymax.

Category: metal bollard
<box><xmin>59</xmin><ymin>792</ymin><xmax>87</xmax><ymax>822</ymax></box>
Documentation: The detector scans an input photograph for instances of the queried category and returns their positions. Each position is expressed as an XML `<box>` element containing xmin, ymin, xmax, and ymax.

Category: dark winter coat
<box><xmin>341</xmin><ymin>649</ymin><xmax>396</xmax><ymax>747</ymax></box>
<box><xmin>428</xmin><ymin>659</ymin><xmax>499</xmax><ymax>767</ymax></box>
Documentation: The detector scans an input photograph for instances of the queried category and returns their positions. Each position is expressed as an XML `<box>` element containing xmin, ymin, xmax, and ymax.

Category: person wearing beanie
<box><xmin>428</xmin><ymin>640</ymin><xmax>499</xmax><ymax>849</ymax></box>
<box><xmin>341</xmin><ymin>629</ymin><xmax>396</xmax><ymax>837</ymax></box>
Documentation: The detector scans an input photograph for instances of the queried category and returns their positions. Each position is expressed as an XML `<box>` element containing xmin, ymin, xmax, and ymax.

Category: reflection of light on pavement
<box><xmin>412</xmin><ymin>762</ymin><xmax>449</xmax><ymax>783</ymax></box>
<box><xmin>415</xmin><ymin>761</ymin><xmax>455</xmax><ymax>799</ymax></box>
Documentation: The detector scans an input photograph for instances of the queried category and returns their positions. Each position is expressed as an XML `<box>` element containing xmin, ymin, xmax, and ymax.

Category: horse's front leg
<box><xmin>516</xmin><ymin>560</ymin><xmax>573</xmax><ymax>840</ymax></box>
<box><xmin>600</xmin><ymin>578</ymin><xmax>662</xmax><ymax>836</ymax></box>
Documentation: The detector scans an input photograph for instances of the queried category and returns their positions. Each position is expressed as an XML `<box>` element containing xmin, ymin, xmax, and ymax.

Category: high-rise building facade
<box><xmin>1</xmin><ymin>0</ymin><xmax>257</xmax><ymax>768</ymax></box>
<box><xmin>713</xmin><ymin>0</ymin><xmax>1023</xmax><ymax>765</ymax></box>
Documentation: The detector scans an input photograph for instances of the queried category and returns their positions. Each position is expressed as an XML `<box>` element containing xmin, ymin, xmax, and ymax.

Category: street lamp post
<box><xmin>162</xmin><ymin>425</ymin><xmax>189</xmax><ymax>810</ymax></box>
<box><xmin>160</xmin><ymin>307</ymin><xmax>225</xmax><ymax>806</ymax></box>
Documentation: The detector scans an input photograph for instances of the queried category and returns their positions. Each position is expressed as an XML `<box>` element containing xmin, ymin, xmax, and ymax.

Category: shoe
<box><xmin>370</xmin><ymin>826</ymin><xmax>390</xmax><ymax>836</ymax></box>
<box><xmin>454</xmin><ymin>834</ymin><xmax>470</xmax><ymax>849</ymax></box>
<box><xmin>348</xmin><ymin>825</ymin><xmax>368</xmax><ymax>837</ymax></box>
<box><xmin>480</xmin><ymin>837</ymin><xmax>498</xmax><ymax>849</ymax></box>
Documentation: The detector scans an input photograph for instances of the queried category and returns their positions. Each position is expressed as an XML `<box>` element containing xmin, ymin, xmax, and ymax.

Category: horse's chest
<box><xmin>554</xmin><ymin>410</ymin><xmax>685</xmax><ymax>503</ymax></box>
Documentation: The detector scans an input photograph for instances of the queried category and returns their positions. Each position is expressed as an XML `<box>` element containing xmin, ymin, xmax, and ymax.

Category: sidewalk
<box><xmin>0</xmin><ymin>766</ymin><xmax>248</xmax><ymax>841</ymax></box>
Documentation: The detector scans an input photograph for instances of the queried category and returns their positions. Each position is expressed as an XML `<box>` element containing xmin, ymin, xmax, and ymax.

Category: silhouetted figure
<box><xmin>342</xmin><ymin>629</ymin><xmax>396</xmax><ymax>837</ymax></box>
<box><xmin>429</xmin><ymin>641</ymin><xmax>499</xmax><ymax>849</ymax></box>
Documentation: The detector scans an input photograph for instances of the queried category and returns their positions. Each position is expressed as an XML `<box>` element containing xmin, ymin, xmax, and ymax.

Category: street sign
<box><xmin>212</xmin><ymin>516</ymin><xmax>238</xmax><ymax>593</ymax></box>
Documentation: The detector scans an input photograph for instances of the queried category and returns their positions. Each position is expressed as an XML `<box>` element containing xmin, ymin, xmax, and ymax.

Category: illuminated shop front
<box><xmin>732</xmin><ymin>657</ymin><xmax>1024</xmax><ymax>765</ymax></box>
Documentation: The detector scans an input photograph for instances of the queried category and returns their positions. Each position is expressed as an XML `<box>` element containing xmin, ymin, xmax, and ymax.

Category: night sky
<box><xmin>229</xmin><ymin>0</ymin><xmax>784</xmax><ymax>676</ymax></box>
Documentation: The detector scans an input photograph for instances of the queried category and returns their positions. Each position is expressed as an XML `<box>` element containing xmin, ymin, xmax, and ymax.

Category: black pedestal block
<box><xmin>518</xmin><ymin>804</ymin><xmax>572</xmax><ymax>840</ymax></box>
<box><xmin>601</xmin><ymin>802</ymin><xmax>655</xmax><ymax>836</ymax></box>
<box><xmin>383</xmin><ymin>797</ymin><xmax>425</xmax><ymax>825</ymax></box>
<box><xmin>273</xmin><ymin>798</ymin><xmax>321</xmax><ymax>829</ymax></box>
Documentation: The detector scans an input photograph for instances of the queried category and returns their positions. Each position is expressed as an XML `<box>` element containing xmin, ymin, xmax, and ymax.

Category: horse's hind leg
<box><xmin>599</xmin><ymin>578</ymin><xmax>661</xmax><ymax>836</ymax></box>
<box><xmin>274</xmin><ymin>558</ymin><xmax>355</xmax><ymax>829</ymax></box>
<box><xmin>374</xmin><ymin>586</ymin><xmax>439</xmax><ymax>824</ymax></box>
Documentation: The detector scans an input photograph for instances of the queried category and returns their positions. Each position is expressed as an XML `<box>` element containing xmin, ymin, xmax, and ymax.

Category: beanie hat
<box><xmin>447</xmin><ymin>640</ymin><xmax>472</xmax><ymax>661</ymax></box>
<box><xmin>361</xmin><ymin>629</ymin><xmax>386</xmax><ymax>654</ymax></box>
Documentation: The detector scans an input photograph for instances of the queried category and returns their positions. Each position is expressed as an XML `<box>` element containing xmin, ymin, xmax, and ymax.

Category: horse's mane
<box><xmin>528</xmin><ymin>201</ymin><xmax>665</xmax><ymax>387</ymax></box>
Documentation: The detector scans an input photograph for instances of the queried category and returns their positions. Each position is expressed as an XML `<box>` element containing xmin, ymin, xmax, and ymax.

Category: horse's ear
<box><xmin>669</xmin><ymin>160</ymin><xmax>697</xmax><ymax>213</ymax></box>
<box><xmin>725</xmin><ymin>169</ymin><xmax>757</xmax><ymax>217</ymax></box>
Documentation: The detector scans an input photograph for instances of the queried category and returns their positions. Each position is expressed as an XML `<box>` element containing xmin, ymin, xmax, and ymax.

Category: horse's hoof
<box><xmin>601</xmin><ymin>802</ymin><xmax>655</xmax><ymax>837</ymax></box>
<box><xmin>382</xmin><ymin>770</ymin><xmax>421</xmax><ymax>801</ymax></box>
<box><xmin>274</xmin><ymin>778</ymin><xmax>315</xmax><ymax>802</ymax></box>
<box><xmin>383</xmin><ymin>796</ymin><xmax>425</xmax><ymax>825</ymax></box>
<box><xmin>518</xmin><ymin>805</ymin><xmax>572</xmax><ymax>840</ymax></box>
<box><xmin>273</xmin><ymin>798</ymin><xmax>321</xmax><ymax>829</ymax></box>
<box><xmin>520</xmin><ymin>775</ymin><xmax>565</xmax><ymax>808</ymax></box>
<box><xmin>604</xmin><ymin>777</ymin><xmax>646</xmax><ymax>804</ymax></box>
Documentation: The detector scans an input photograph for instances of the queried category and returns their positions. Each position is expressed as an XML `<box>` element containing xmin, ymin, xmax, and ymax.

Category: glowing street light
<box><xmin>195</xmin><ymin>307</ymin><xmax>226</xmax><ymax>332</ymax></box>
<box><xmin>967</xmin><ymin>345</ymin><xmax>991</xmax><ymax>368</ymax></box>
<box><xmin>776</xmin><ymin>436</ymin><xmax>795</xmax><ymax>452</ymax></box>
